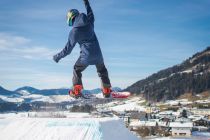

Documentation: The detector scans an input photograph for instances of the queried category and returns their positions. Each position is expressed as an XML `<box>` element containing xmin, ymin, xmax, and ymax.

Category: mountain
<box><xmin>15</xmin><ymin>86</ymin><xmax>40</xmax><ymax>94</ymax></box>
<box><xmin>15</xmin><ymin>86</ymin><xmax>69</xmax><ymax>96</ymax></box>
<box><xmin>36</xmin><ymin>88</ymin><xmax>69</xmax><ymax>96</ymax></box>
<box><xmin>0</xmin><ymin>86</ymin><xmax>122</xmax><ymax>103</ymax></box>
<box><xmin>125</xmin><ymin>47</ymin><xmax>210</xmax><ymax>101</ymax></box>
<box><xmin>15</xmin><ymin>87</ymin><xmax>122</xmax><ymax>96</ymax></box>
<box><xmin>0</xmin><ymin>86</ymin><xmax>21</xmax><ymax>97</ymax></box>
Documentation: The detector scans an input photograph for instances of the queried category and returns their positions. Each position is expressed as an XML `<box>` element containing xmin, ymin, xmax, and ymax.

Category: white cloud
<box><xmin>0</xmin><ymin>33</ymin><xmax>30</xmax><ymax>49</ymax></box>
<box><xmin>0</xmin><ymin>33</ymin><xmax>58</xmax><ymax>60</ymax></box>
<box><xmin>0</xmin><ymin>33</ymin><xmax>81</xmax><ymax>61</ymax></box>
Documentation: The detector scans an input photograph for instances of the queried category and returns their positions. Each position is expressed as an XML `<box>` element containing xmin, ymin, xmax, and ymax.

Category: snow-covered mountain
<box><xmin>0</xmin><ymin>86</ymin><xmax>23</xmax><ymax>103</ymax></box>
<box><xmin>15</xmin><ymin>86</ymin><xmax>40</xmax><ymax>94</ymax></box>
<box><xmin>15</xmin><ymin>86</ymin><xmax>69</xmax><ymax>96</ymax></box>
<box><xmin>0</xmin><ymin>86</ymin><xmax>21</xmax><ymax>97</ymax></box>
<box><xmin>0</xmin><ymin>86</ymin><xmax>121</xmax><ymax>103</ymax></box>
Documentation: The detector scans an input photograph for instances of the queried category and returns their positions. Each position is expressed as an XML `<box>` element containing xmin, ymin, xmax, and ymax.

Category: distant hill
<box><xmin>125</xmin><ymin>47</ymin><xmax>210</xmax><ymax>101</ymax></box>
<box><xmin>15</xmin><ymin>86</ymin><xmax>40</xmax><ymax>94</ymax></box>
<box><xmin>15</xmin><ymin>86</ymin><xmax>68</xmax><ymax>96</ymax></box>
<box><xmin>0</xmin><ymin>86</ymin><xmax>20</xmax><ymax>97</ymax></box>
<box><xmin>0</xmin><ymin>86</ymin><xmax>121</xmax><ymax>103</ymax></box>
<box><xmin>15</xmin><ymin>86</ymin><xmax>122</xmax><ymax>96</ymax></box>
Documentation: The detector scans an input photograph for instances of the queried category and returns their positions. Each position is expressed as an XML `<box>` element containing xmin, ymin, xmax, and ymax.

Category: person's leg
<box><xmin>71</xmin><ymin>60</ymin><xmax>88</xmax><ymax>96</ymax></box>
<box><xmin>96</xmin><ymin>63</ymin><xmax>112</xmax><ymax>97</ymax></box>
<box><xmin>73</xmin><ymin>61</ymin><xmax>88</xmax><ymax>87</ymax></box>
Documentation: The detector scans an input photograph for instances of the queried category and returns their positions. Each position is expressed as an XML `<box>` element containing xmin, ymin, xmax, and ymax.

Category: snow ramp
<box><xmin>0</xmin><ymin>117</ymin><xmax>139</xmax><ymax>140</ymax></box>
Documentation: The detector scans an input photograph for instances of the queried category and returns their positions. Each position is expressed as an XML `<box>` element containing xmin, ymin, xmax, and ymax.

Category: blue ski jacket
<box><xmin>54</xmin><ymin>1</ymin><xmax>104</xmax><ymax>65</ymax></box>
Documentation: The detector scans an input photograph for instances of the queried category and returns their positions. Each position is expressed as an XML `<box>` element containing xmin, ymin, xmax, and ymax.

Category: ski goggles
<box><xmin>67</xmin><ymin>12</ymin><xmax>74</xmax><ymax>26</ymax></box>
<box><xmin>66</xmin><ymin>10</ymin><xmax>79</xmax><ymax>26</ymax></box>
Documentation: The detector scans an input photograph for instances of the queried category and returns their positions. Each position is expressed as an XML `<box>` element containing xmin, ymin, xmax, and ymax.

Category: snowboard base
<box><xmin>69</xmin><ymin>90</ymin><xmax>131</xmax><ymax>100</ymax></box>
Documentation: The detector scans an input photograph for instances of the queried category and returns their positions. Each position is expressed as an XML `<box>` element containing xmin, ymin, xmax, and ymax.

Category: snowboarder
<box><xmin>53</xmin><ymin>0</ymin><xmax>112</xmax><ymax>98</ymax></box>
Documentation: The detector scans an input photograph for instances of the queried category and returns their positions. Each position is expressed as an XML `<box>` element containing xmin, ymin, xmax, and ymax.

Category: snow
<box><xmin>159</xmin><ymin>110</ymin><xmax>174</xmax><ymax>115</ymax></box>
<box><xmin>30</xmin><ymin>95</ymin><xmax>54</xmax><ymax>103</ymax></box>
<box><xmin>110</xmin><ymin>101</ymin><xmax>146</xmax><ymax>112</ymax></box>
<box><xmin>100</xmin><ymin>119</ymin><xmax>138</xmax><ymax>140</ymax></box>
<box><xmin>0</xmin><ymin>92</ymin><xmax>74</xmax><ymax>103</ymax></box>
<box><xmin>18</xmin><ymin>90</ymin><xmax>31</xmax><ymax>96</ymax></box>
<box><xmin>180</xmin><ymin>69</ymin><xmax>193</xmax><ymax>74</ymax></box>
<box><xmin>165</xmin><ymin>100</ymin><xmax>179</xmax><ymax>106</ymax></box>
<box><xmin>130</xmin><ymin>119</ymin><xmax>168</xmax><ymax>127</ymax></box>
<box><xmin>195</xmin><ymin>100</ymin><xmax>210</xmax><ymax>104</ymax></box>
<box><xmin>192</xmin><ymin>131</ymin><xmax>210</xmax><ymax>137</ymax></box>
<box><xmin>164</xmin><ymin>99</ymin><xmax>193</xmax><ymax>106</ymax></box>
<box><xmin>157</xmin><ymin>77</ymin><xmax>167</xmax><ymax>82</ymax></box>
<box><xmin>50</xmin><ymin>95</ymin><xmax>73</xmax><ymax>103</ymax></box>
<box><xmin>106</xmin><ymin>97</ymin><xmax>146</xmax><ymax>112</ymax></box>
<box><xmin>130</xmin><ymin>120</ymin><xmax>157</xmax><ymax>127</ymax></box>
<box><xmin>169</xmin><ymin>122</ymin><xmax>193</xmax><ymax>128</ymax></box>
<box><xmin>188</xmin><ymin>115</ymin><xmax>204</xmax><ymax>121</ymax></box>
<box><xmin>145</xmin><ymin>137</ymin><xmax>192</xmax><ymax>140</ymax></box>
<box><xmin>0</xmin><ymin>112</ymin><xmax>139</xmax><ymax>140</ymax></box>
<box><xmin>0</xmin><ymin>95</ymin><xmax>24</xmax><ymax>103</ymax></box>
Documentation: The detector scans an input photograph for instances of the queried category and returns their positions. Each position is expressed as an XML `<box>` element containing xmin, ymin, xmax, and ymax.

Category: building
<box><xmin>169</xmin><ymin>121</ymin><xmax>193</xmax><ymax>136</ymax></box>
<box><xmin>188</xmin><ymin>115</ymin><xmax>204</xmax><ymax>122</ymax></box>
<box><xmin>190</xmin><ymin>109</ymin><xmax>210</xmax><ymax>116</ymax></box>
<box><xmin>129</xmin><ymin>119</ymin><xmax>168</xmax><ymax>130</ymax></box>
<box><xmin>193</xmin><ymin>118</ymin><xmax>210</xmax><ymax>127</ymax></box>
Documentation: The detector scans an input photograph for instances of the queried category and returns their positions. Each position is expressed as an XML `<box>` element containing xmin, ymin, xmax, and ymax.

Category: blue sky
<box><xmin>0</xmin><ymin>0</ymin><xmax>210</xmax><ymax>90</ymax></box>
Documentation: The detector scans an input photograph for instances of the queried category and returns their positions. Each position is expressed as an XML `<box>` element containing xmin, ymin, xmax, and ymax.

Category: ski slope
<box><xmin>0</xmin><ymin>113</ymin><xmax>139</xmax><ymax>140</ymax></box>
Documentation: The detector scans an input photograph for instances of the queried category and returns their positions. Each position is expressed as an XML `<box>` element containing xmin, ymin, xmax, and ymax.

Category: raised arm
<box><xmin>83</xmin><ymin>0</ymin><xmax>95</xmax><ymax>23</ymax></box>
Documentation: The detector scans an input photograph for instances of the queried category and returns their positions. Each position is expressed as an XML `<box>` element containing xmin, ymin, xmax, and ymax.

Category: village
<box><xmin>93</xmin><ymin>93</ymin><xmax>210</xmax><ymax>139</ymax></box>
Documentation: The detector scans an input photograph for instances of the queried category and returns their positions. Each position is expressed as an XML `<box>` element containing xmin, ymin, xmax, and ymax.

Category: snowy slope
<box><xmin>0</xmin><ymin>113</ymin><xmax>139</xmax><ymax>140</ymax></box>
<box><xmin>110</xmin><ymin>101</ymin><xmax>145</xmax><ymax>112</ymax></box>
<box><xmin>110</xmin><ymin>97</ymin><xmax>146</xmax><ymax>112</ymax></box>
<box><xmin>0</xmin><ymin>95</ymin><xmax>24</xmax><ymax>103</ymax></box>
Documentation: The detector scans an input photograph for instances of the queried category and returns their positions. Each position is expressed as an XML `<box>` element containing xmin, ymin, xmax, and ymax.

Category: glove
<box><xmin>83</xmin><ymin>0</ymin><xmax>89</xmax><ymax>5</ymax></box>
<box><xmin>53</xmin><ymin>54</ymin><xmax>60</xmax><ymax>63</ymax></box>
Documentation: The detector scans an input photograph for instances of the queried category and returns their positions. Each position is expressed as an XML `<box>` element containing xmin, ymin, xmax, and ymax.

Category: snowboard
<box><xmin>69</xmin><ymin>90</ymin><xmax>131</xmax><ymax>100</ymax></box>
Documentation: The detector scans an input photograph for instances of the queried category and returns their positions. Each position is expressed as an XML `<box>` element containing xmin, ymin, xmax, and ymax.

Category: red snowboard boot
<box><xmin>69</xmin><ymin>85</ymin><xmax>83</xmax><ymax>99</ymax></box>
<box><xmin>102</xmin><ymin>87</ymin><xmax>112</xmax><ymax>98</ymax></box>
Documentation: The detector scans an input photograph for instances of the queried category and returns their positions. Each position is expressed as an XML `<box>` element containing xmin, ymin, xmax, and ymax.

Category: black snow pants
<box><xmin>72</xmin><ymin>60</ymin><xmax>111</xmax><ymax>88</ymax></box>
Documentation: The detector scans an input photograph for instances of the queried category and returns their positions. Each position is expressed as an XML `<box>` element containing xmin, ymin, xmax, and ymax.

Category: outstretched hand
<box><xmin>53</xmin><ymin>54</ymin><xmax>60</xmax><ymax>63</ymax></box>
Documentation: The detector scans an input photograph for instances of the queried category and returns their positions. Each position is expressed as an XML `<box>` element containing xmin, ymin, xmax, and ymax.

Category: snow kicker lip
<box><xmin>47</xmin><ymin>120</ymin><xmax>97</xmax><ymax>127</ymax></box>
<box><xmin>47</xmin><ymin>120</ymin><xmax>102</xmax><ymax>140</ymax></box>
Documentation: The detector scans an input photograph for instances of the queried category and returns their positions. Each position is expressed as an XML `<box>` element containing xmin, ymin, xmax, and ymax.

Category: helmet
<box><xmin>67</xmin><ymin>9</ymin><xmax>79</xmax><ymax>26</ymax></box>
